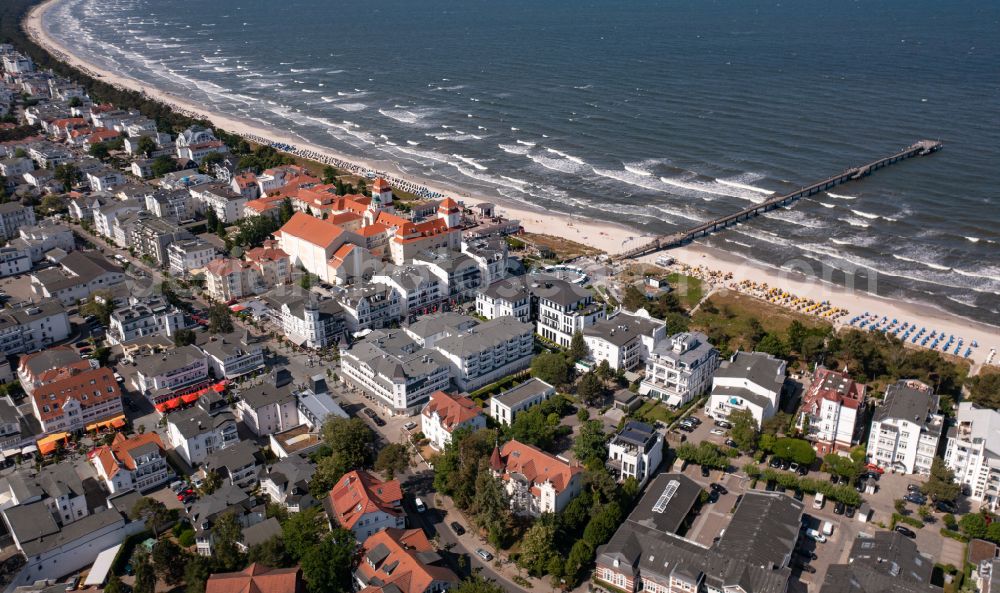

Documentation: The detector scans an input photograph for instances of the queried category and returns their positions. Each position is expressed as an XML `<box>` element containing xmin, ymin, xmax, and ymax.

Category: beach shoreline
<box><xmin>23</xmin><ymin>0</ymin><xmax>999</xmax><ymax>366</ymax></box>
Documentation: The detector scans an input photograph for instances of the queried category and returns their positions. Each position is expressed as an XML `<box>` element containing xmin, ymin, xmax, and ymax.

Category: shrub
<box><xmin>177</xmin><ymin>529</ymin><xmax>196</xmax><ymax>547</ymax></box>
<box><xmin>939</xmin><ymin>528</ymin><xmax>969</xmax><ymax>543</ymax></box>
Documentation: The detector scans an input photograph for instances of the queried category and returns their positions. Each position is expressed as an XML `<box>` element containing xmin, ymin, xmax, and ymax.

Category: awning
<box><xmin>86</xmin><ymin>414</ymin><xmax>126</xmax><ymax>431</ymax></box>
<box><xmin>84</xmin><ymin>544</ymin><xmax>121</xmax><ymax>587</ymax></box>
<box><xmin>2</xmin><ymin>448</ymin><xmax>19</xmax><ymax>457</ymax></box>
<box><xmin>181</xmin><ymin>392</ymin><xmax>201</xmax><ymax>404</ymax></box>
<box><xmin>20</xmin><ymin>445</ymin><xmax>37</xmax><ymax>456</ymax></box>
<box><xmin>37</xmin><ymin>432</ymin><xmax>69</xmax><ymax>456</ymax></box>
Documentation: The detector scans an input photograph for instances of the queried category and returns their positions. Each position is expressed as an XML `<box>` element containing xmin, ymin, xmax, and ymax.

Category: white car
<box><xmin>403</xmin><ymin>421</ymin><xmax>417</xmax><ymax>431</ymax></box>
<box><xmin>710</xmin><ymin>428</ymin><xmax>726</xmax><ymax>436</ymax></box>
<box><xmin>822</xmin><ymin>521</ymin><xmax>834</xmax><ymax>536</ymax></box>
<box><xmin>805</xmin><ymin>528</ymin><xmax>827</xmax><ymax>543</ymax></box>
<box><xmin>414</xmin><ymin>497</ymin><xmax>426</xmax><ymax>513</ymax></box>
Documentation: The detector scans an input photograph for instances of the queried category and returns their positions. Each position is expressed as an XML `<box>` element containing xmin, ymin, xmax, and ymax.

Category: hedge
<box><xmin>743</xmin><ymin>464</ymin><xmax>862</xmax><ymax>506</ymax></box>
<box><xmin>891</xmin><ymin>513</ymin><xmax>924</xmax><ymax>529</ymax></box>
<box><xmin>939</xmin><ymin>528</ymin><xmax>969</xmax><ymax>543</ymax></box>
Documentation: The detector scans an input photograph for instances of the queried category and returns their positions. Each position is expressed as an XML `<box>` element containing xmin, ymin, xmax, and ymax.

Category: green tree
<box><xmin>201</xmin><ymin>151</ymin><xmax>225</xmax><ymax>171</ymax></box>
<box><xmin>569</xmin><ymin>330</ymin><xmax>588</xmax><ymax>361</ymax></box>
<box><xmin>89</xmin><ymin>142</ymin><xmax>110</xmax><ymax>160</ymax></box>
<box><xmin>151</xmin><ymin>155</ymin><xmax>177</xmax><ymax>177</ymax></box>
<box><xmin>471</xmin><ymin>459</ymin><xmax>513</xmax><ymax>548</ymax></box>
<box><xmin>433</xmin><ymin>427</ymin><xmax>497</xmax><ymax>509</ymax></box>
<box><xmin>356</xmin><ymin>178</ymin><xmax>368</xmax><ymax>196</ymax></box>
<box><xmin>564</xmin><ymin>539</ymin><xmax>595</xmax><ymax>585</ymax></box>
<box><xmin>572</xmin><ymin>420</ymin><xmax>609</xmax><ymax>466</ymax></box>
<box><xmin>987</xmin><ymin>522</ymin><xmax>1000</xmax><ymax>544</ymax></box>
<box><xmin>208</xmin><ymin>302</ymin><xmax>234</xmax><ymax>333</ymax></box>
<box><xmin>137</xmin><ymin>135</ymin><xmax>157</xmax><ymax>157</ymax></box>
<box><xmin>375</xmin><ymin>443</ymin><xmax>411</xmax><ymax>479</ymax></box>
<box><xmin>576</xmin><ymin>371</ymin><xmax>605</xmax><ymax>406</ymax></box>
<box><xmin>787</xmin><ymin>320</ymin><xmax>807</xmax><ymax>353</ymax></box>
<box><xmin>967</xmin><ymin>373</ymin><xmax>1000</xmax><ymax>410</ymax></box>
<box><xmin>583</xmin><ymin>503</ymin><xmax>622</xmax><ymax>547</ymax></box>
<box><xmin>800</xmin><ymin>335</ymin><xmax>826</xmax><ymax>364</ymax></box>
<box><xmin>151</xmin><ymin>539</ymin><xmax>187</xmax><ymax>584</ymax></box>
<box><xmin>279</xmin><ymin>198</ymin><xmax>295</xmax><ymax>224</ymax></box>
<box><xmin>322</xmin><ymin>165</ymin><xmax>337</xmax><ymax>184</ymax></box>
<box><xmin>771</xmin><ymin>437</ymin><xmax>816</xmax><ymax>466</ymax></box>
<box><xmin>451</xmin><ymin>575</ymin><xmax>507</xmax><ymax>593</ymax></box>
<box><xmin>300</xmin><ymin>272</ymin><xmax>312</xmax><ymax>290</ymax></box>
<box><xmin>300</xmin><ymin>529</ymin><xmax>357</xmax><ymax>593</ymax></box>
<box><xmin>321</xmin><ymin>417</ymin><xmax>376</xmax><ymax>469</ymax></box>
<box><xmin>184</xmin><ymin>555</ymin><xmax>214</xmax><ymax>593</ymax></box>
<box><xmin>728</xmin><ymin>409</ymin><xmax>759</xmax><ymax>452</ymax></box>
<box><xmin>132</xmin><ymin>549</ymin><xmax>156</xmax><ymax>593</ymax></box>
<box><xmin>309</xmin><ymin>453</ymin><xmax>351</xmax><ymax>498</ymax></box>
<box><xmin>174</xmin><ymin>328</ymin><xmax>197</xmax><ymax>346</ymax></box>
<box><xmin>248</xmin><ymin>535</ymin><xmax>292</xmax><ymax>568</ymax></box>
<box><xmin>205</xmin><ymin>206</ymin><xmax>220</xmax><ymax>232</ymax></box>
<box><xmin>756</xmin><ymin>333</ymin><xmax>788</xmax><ymax>358</ymax></box>
<box><xmin>38</xmin><ymin>193</ymin><xmax>67</xmax><ymax>216</ymax></box>
<box><xmin>282</xmin><ymin>507</ymin><xmax>326</xmax><ymax>562</ymax></box>
<box><xmin>211</xmin><ymin>511</ymin><xmax>246</xmax><ymax>572</ymax></box>
<box><xmin>80</xmin><ymin>292</ymin><xmax>116</xmax><ymax>326</ymax></box>
<box><xmin>129</xmin><ymin>497</ymin><xmax>171</xmax><ymax>537</ymax></box>
<box><xmin>104</xmin><ymin>574</ymin><xmax>124</xmax><ymax>593</ymax></box>
<box><xmin>531</xmin><ymin>351</ymin><xmax>570</xmax><ymax>385</ymax></box>
<box><xmin>53</xmin><ymin>163</ymin><xmax>80</xmax><ymax>191</ymax></box>
<box><xmin>596</xmin><ymin>359</ymin><xmax>613</xmax><ymax>382</ymax></box>
<box><xmin>959</xmin><ymin>513</ymin><xmax>989</xmax><ymax>539</ymax></box>
<box><xmin>921</xmin><ymin>457</ymin><xmax>960</xmax><ymax>503</ymax></box>
<box><xmin>518</xmin><ymin>518</ymin><xmax>557</xmax><ymax>576</ymax></box>
<box><xmin>68</xmin><ymin>96</ymin><xmax>83</xmax><ymax>108</ymax></box>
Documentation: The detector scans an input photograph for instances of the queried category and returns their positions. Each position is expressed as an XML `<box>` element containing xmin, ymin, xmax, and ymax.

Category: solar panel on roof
<box><xmin>652</xmin><ymin>479</ymin><xmax>680</xmax><ymax>513</ymax></box>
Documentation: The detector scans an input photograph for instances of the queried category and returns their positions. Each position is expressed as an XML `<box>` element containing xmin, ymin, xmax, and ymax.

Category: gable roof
<box><xmin>205</xmin><ymin>563</ymin><xmax>302</xmax><ymax>593</ymax></box>
<box><xmin>421</xmin><ymin>391</ymin><xmax>483</xmax><ymax>433</ymax></box>
<box><xmin>356</xmin><ymin>528</ymin><xmax>458</xmax><ymax>593</ymax></box>
<box><xmin>329</xmin><ymin>469</ymin><xmax>403</xmax><ymax>530</ymax></box>
<box><xmin>492</xmin><ymin>439</ymin><xmax>581</xmax><ymax>494</ymax></box>
<box><xmin>277</xmin><ymin>212</ymin><xmax>345</xmax><ymax>249</ymax></box>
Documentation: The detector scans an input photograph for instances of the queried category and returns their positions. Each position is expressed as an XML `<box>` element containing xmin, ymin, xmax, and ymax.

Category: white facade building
<box><xmin>639</xmin><ymin>332</ymin><xmax>719</xmax><ymax>407</ymax></box>
<box><xmin>607</xmin><ymin>421</ymin><xmax>664</xmax><ymax>488</ymax></box>
<box><xmin>420</xmin><ymin>391</ymin><xmax>487</xmax><ymax>451</ymax></box>
<box><xmin>707</xmin><ymin>351</ymin><xmax>786</xmax><ymax>426</ymax></box>
<box><xmin>866</xmin><ymin>380</ymin><xmax>943</xmax><ymax>475</ymax></box>
<box><xmin>489</xmin><ymin>378</ymin><xmax>555</xmax><ymax>426</ymax></box>
<box><xmin>944</xmin><ymin>402</ymin><xmax>1000</xmax><ymax>511</ymax></box>
<box><xmin>582</xmin><ymin>310</ymin><xmax>667</xmax><ymax>371</ymax></box>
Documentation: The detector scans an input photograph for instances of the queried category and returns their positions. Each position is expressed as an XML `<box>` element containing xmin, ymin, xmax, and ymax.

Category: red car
<box><xmin>865</xmin><ymin>463</ymin><xmax>885</xmax><ymax>474</ymax></box>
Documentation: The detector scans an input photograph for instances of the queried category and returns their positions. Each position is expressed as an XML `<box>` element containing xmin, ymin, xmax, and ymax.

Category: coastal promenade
<box><xmin>617</xmin><ymin>140</ymin><xmax>943</xmax><ymax>260</ymax></box>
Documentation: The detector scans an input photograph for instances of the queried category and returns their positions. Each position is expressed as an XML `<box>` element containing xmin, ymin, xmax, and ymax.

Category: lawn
<box><xmin>690</xmin><ymin>291</ymin><xmax>830</xmax><ymax>351</ymax></box>
<box><xmin>522</xmin><ymin>232</ymin><xmax>604</xmax><ymax>261</ymax></box>
<box><xmin>634</xmin><ymin>399</ymin><xmax>675</xmax><ymax>425</ymax></box>
<box><xmin>666</xmin><ymin>272</ymin><xmax>705</xmax><ymax>310</ymax></box>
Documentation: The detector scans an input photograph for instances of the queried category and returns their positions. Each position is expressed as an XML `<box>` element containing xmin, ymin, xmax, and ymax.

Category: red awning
<box><xmin>111</xmin><ymin>417</ymin><xmax>127</xmax><ymax>429</ymax></box>
<box><xmin>164</xmin><ymin>397</ymin><xmax>182</xmax><ymax>410</ymax></box>
<box><xmin>181</xmin><ymin>392</ymin><xmax>200</xmax><ymax>404</ymax></box>
<box><xmin>155</xmin><ymin>403</ymin><xmax>168</xmax><ymax>413</ymax></box>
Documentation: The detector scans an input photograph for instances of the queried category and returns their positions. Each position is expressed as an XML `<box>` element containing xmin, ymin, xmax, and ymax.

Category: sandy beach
<box><xmin>24</xmin><ymin>0</ymin><xmax>999</xmax><ymax>366</ymax></box>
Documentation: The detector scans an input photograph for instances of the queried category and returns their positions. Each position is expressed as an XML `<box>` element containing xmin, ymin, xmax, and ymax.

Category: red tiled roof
<box><xmin>233</xmin><ymin>172</ymin><xmax>257</xmax><ymax>187</ymax></box>
<box><xmin>802</xmin><ymin>367</ymin><xmax>866</xmax><ymax>411</ymax></box>
<box><xmin>245</xmin><ymin>242</ymin><xmax>289</xmax><ymax>264</ymax></box>
<box><xmin>494</xmin><ymin>440</ymin><xmax>581</xmax><ymax>494</ymax></box>
<box><xmin>372</xmin><ymin>178</ymin><xmax>391</xmax><ymax>192</ymax></box>
<box><xmin>277</xmin><ymin>212</ymin><xmax>345</xmax><ymax>249</ymax></box>
<box><xmin>206</xmin><ymin>257</ymin><xmax>248</xmax><ymax>277</ymax></box>
<box><xmin>422</xmin><ymin>391</ymin><xmax>482</xmax><ymax>433</ymax></box>
<box><xmin>437</xmin><ymin>197</ymin><xmax>459</xmax><ymax>212</ymax></box>
<box><xmin>356</xmin><ymin>529</ymin><xmax>458</xmax><ymax>593</ymax></box>
<box><xmin>33</xmin><ymin>367</ymin><xmax>122</xmax><ymax>422</ymax></box>
<box><xmin>327</xmin><ymin>212</ymin><xmax>362</xmax><ymax>227</ymax></box>
<box><xmin>329</xmin><ymin>470</ymin><xmax>403</xmax><ymax>530</ymax></box>
<box><xmin>205</xmin><ymin>563</ymin><xmax>303</xmax><ymax>593</ymax></box>
<box><xmin>112</xmin><ymin>432</ymin><xmax>165</xmax><ymax>471</ymax></box>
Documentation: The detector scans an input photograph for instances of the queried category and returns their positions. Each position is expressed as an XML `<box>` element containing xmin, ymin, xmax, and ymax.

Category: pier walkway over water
<box><xmin>616</xmin><ymin>140</ymin><xmax>943</xmax><ymax>260</ymax></box>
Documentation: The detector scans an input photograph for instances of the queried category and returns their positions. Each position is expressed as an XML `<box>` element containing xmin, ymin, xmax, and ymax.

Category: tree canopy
<box><xmin>531</xmin><ymin>352</ymin><xmax>570</xmax><ymax>385</ymax></box>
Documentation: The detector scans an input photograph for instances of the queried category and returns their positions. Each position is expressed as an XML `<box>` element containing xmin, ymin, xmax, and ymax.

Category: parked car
<box><xmin>895</xmin><ymin>526</ymin><xmax>916</xmax><ymax>539</ymax></box>
<box><xmin>476</xmin><ymin>549</ymin><xmax>494</xmax><ymax>561</ymax></box>
<box><xmin>821</xmin><ymin>521</ymin><xmax>834</xmax><ymax>536</ymax></box>
<box><xmin>769</xmin><ymin>457</ymin><xmax>783</xmax><ymax>469</ymax></box>
<box><xmin>403</xmin><ymin>421</ymin><xmax>417</xmax><ymax>431</ymax></box>
<box><xmin>725</xmin><ymin>439</ymin><xmax>738</xmax><ymax>448</ymax></box>
<box><xmin>907</xmin><ymin>484</ymin><xmax>922</xmax><ymax>494</ymax></box>
<box><xmin>701</xmin><ymin>466</ymin><xmax>711</xmax><ymax>477</ymax></box>
<box><xmin>678</xmin><ymin>424</ymin><xmax>694</xmax><ymax>433</ymax></box>
<box><xmin>169</xmin><ymin>481</ymin><xmax>185</xmax><ymax>493</ymax></box>
<box><xmin>714</xmin><ymin>420</ymin><xmax>732</xmax><ymax>429</ymax></box>
<box><xmin>904</xmin><ymin>493</ymin><xmax>926</xmax><ymax>505</ymax></box>
<box><xmin>935</xmin><ymin>500</ymin><xmax>957</xmax><ymax>514</ymax></box>
<box><xmin>834</xmin><ymin>501</ymin><xmax>845</xmax><ymax>515</ymax></box>
<box><xmin>710</xmin><ymin>483</ymin><xmax>728</xmax><ymax>495</ymax></box>
<box><xmin>795</xmin><ymin>562</ymin><xmax>817</xmax><ymax>574</ymax></box>
<box><xmin>789</xmin><ymin>462</ymin><xmax>800</xmax><ymax>473</ymax></box>
<box><xmin>804</xmin><ymin>529</ymin><xmax>827</xmax><ymax>543</ymax></box>
<box><xmin>450</xmin><ymin>521</ymin><xmax>465</xmax><ymax>536</ymax></box>
<box><xmin>687</xmin><ymin>416</ymin><xmax>702</xmax><ymax>426</ymax></box>
<box><xmin>710</xmin><ymin>428</ymin><xmax>725</xmax><ymax>436</ymax></box>
<box><xmin>780</xmin><ymin>459</ymin><xmax>791</xmax><ymax>471</ymax></box>
<box><xmin>793</xmin><ymin>490</ymin><xmax>804</xmax><ymax>501</ymax></box>
<box><xmin>845</xmin><ymin>505</ymin><xmax>856</xmax><ymax>518</ymax></box>
<box><xmin>414</xmin><ymin>497</ymin><xmax>427</xmax><ymax>513</ymax></box>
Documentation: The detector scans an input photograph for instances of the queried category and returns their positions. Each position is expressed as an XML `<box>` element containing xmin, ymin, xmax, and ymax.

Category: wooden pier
<box><xmin>616</xmin><ymin>140</ymin><xmax>943</xmax><ymax>260</ymax></box>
